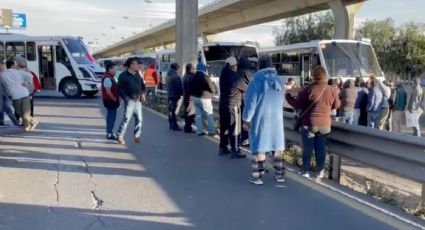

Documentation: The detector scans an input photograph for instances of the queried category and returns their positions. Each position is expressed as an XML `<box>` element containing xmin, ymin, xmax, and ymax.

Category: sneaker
<box><xmin>29</xmin><ymin>120</ymin><xmax>39</xmax><ymax>131</ymax></box>
<box><xmin>117</xmin><ymin>138</ymin><xmax>125</xmax><ymax>145</ymax></box>
<box><xmin>275</xmin><ymin>175</ymin><xmax>286</xmax><ymax>183</ymax></box>
<box><xmin>218</xmin><ymin>148</ymin><xmax>231</xmax><ymax>156</ymax></box>
<box><xmin>317</xmin><ymin>169</ymin><xmax>326</xmax><ymax>179</ymax></box>
<box><xmin>249</xmin><ymin>177</ymin><xmax>264</xmax><ymax>185</ymax></box>
<box><xmin>184</xmin><ymin>129</ymin><xmax>196</xmax><ymax>133</ymax></box>
<box><xmin>106</xmin><ymin>133</ymin><xmax>117</xmax><ymax>140</ymax></box>
<box><xmin>230</xmin><ymin>151</ymin><xmax>247</xmax><ymax>159</ymax></box>
<box><xmin>298</xmin><ymin>170</ymin><xmax>310</xmax><ymax>178</ymax></box>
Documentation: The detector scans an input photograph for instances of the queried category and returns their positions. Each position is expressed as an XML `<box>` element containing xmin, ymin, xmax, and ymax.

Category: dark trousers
<box><xmin>168</xmin><ymin>97</ymin><xmax>180</xmax><ymax>129</ymax></box>
<box><xmin>106</xmin><ymin>108</ymin><xmax>117</xmax><ymax>134</ymax></box>
<box><xmin>219</xmin><ymin>105</ymin><xmax>240</xmax><ymax>151</ymax></box>
<box><xmin>30</xmin><ymin>97</ymin><xmax>34</xmax><ymax>117</ymax></box>
<box><xmin>301</xmin><ymin>126</ymin><xmax>330</xmax><ymax>172</ymax></box>
<box><xmin>184</xmin><ymin>98</ymin><xmax>195</xmax><ymax>132</ymax></box>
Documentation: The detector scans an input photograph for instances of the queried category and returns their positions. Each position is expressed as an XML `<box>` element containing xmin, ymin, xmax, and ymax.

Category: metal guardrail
<box><xmin>156</xmin><ymin>90</ymin><xmax>425</xmax><ymax>185</ymax></box>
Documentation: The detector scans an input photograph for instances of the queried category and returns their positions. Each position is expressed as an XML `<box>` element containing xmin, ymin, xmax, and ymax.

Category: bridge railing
<box><xmin>155</xmin><ymin>90</ymin><xmax>425</xmax><ymax>202</ymax></box>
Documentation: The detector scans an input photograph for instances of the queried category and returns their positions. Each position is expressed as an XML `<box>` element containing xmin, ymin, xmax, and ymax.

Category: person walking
<box><xmin>377</xmin><ymin>80</ymin><xmax>392</xmax><ymax>130</ymax></box>
<box><xmin>391</xmin><ymin>81</ymin><xmax>407</xmax><ymax>133</ymax></box>
<box><xmin>16</xmin><ymin>56</ymin><xmax>41</xmax><ymax>117</ymax></box>
<box><xmin>238</xmin><ymin>56</ymin><xmax>253</xmax><ymax>146</ymax></box>
<box><xmin>166</xmin><ymin>63</ymin><xmax>183</xmax><ymax>131</ymax></box>
<box><xmin>182</xmin><ymin>63</ymin><xmax>196</xmax><ymax>133</ymax></box>
<box><xmin>367</xmin><ymin>76</ymin><xmax>383</xmax><ymax>128</ymax></box>
<box><xmin>243</xmin><ymin>55</ymin><xmax>286</xmax><ymax>185</ymax></box>
<box><xmin>286</xmin><ymin>65</ymin><xmax>340</xmax><ymax>179</ymax></box>
<box><xmin>144</xmin><ymin>63</ymin><xmax>158</xmax><ymax>106</ymax></box>
<box><xmin>1</xmin><ymin>60</ymin><xmax>39</xmax><ymax>131</ymax></box>
<box><xmin>407</xmin><ymin>78</ymin><xmax>424</xmax><ymax>137</ymax></box>
<box><xmin>353</xmin><ymin>77</ymin><xmax>369</xmax><ymax>126</ymax></box>
<box><xmin>116</xmin><ymin>57</ymin><xmax>145</xmax><ymax>145</ymax></box>
<box><xmin>188</xmin><ymin>63</ymin><xmax>216</xmax><ymax>136</ymax></box>
<box><xmin>101</xmin><ymin>62</ymin><xmax>120</xmax><ymax>140</ymax></box>
<box><xmin>218</xmin><ymin>57</ymin><xmax>247</xmax><ymax>159</ymax></box>
<box><xmin>0</xmin><ymin>63</ymin><xmax>20</xmax><ymax>126</ymax></box>
<box><xmin>340</xmin><ymin>79</ymin><xmax>357</xmax><ymax>124</ymax></box>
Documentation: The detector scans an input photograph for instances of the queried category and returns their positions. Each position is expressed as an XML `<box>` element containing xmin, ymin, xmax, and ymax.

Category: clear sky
<box><xmin>1</xmin><ymin>0</ymin><xmax>424</xmax><ymax>52</ymax></box>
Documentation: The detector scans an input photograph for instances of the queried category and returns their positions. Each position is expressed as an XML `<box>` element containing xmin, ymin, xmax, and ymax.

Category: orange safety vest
<box><xmin>144</xmin><ymin>68</ymin><xmax>157</xmax><ymax>87</ymax></box>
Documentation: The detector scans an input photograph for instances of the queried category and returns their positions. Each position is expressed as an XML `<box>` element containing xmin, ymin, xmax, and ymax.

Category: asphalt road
<box><xmin>0</xmin><ymin>95</ymin><xmax>423</xmax><ymax>230</ymax></box>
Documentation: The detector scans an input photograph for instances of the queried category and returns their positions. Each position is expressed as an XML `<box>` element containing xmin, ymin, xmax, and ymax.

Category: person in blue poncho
<box><xmin>242</xmin><ymin>55</ymin><xmax>285</xmax><ymax>185</ymax></box>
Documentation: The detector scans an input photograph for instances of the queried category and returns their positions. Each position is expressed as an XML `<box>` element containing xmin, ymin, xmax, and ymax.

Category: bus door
<box><xmin>301</xmin><ymin>54</ymin><xmax>312</xmax><ymax>85</ymax></box>
<box><xmin>38</xmin><ymin>45</ymin><xmax>56</xmax><ymax>90</ymax></box>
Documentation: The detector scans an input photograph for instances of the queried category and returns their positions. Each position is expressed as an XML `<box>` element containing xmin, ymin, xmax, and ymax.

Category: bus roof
<box><xmin>259</xmin><ymin>39</ymin><xmax>372</xmax><ymax>54</ymax></box>
<box><xmin>0</xmin><ymin>33</ymin><xmax>80</xmax><ymax>42</ymax></box>
<box><xmin>97</xmin><ymin>55</ymin><xmax>155</xmax><ymax>61</ymax></box>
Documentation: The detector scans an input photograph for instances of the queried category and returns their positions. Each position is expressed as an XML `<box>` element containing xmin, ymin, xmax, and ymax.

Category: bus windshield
<box><xmin>203</xmin><ymin>45</ymin><xmax>258</xmax><ymax>77</ymax></box>
<box><xmin>63</xmin><ymin>38</ymin><xmax>93</xmax><ymax>65</ymax></box>
<box><xmin>204</xmin><ymin>45</ymin><xmax>258</xmax><ymax>61</ymax></box>
<box><xmin>321</xmin><ymin>42</ymin><xmax>383</xmax><ymax>79</ymax></box>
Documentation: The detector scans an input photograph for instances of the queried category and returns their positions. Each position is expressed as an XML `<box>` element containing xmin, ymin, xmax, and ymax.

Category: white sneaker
<box><xmin>317</xmin><ymin>169</ymin><xmax>326</xmax><ymax>179</ymax></box>
<box><xmin>298</xmin><ymin>171</ymin><xmax>310</xmax><ymax>178</ymax></box>
<box><xmin>275</xmin><ymin>175</ymin><xmax>285</xmax><ymax>183</ymax></box>
<box><xmin>249</xmin><ymin>177</ymin><xmax>264</xmax><ymax>185</ymax></box>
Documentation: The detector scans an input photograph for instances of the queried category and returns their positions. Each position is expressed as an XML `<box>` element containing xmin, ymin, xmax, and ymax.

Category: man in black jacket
<box><xmin>182</xmin><ymin>63</ymin><xmax>196</xmax><ymax>133</ymax></box>
<box><xmin>166</xmin><ymin>63</ymin><xmax>183</xmax><ymax>131</ymax></box>
<box><xmin>116</xmin><ymin>57</ymin><xmax>145</xmax><ymax>144</ymax></box>
<box><xmin>188</xmin><ymin>63</ymin><xmax>216</xmax><ymax>136</ymax></box>
<box><xmin>219</xmin><ymin>57</ymin><xmax>247</xmax><ymax>159</ymax></box>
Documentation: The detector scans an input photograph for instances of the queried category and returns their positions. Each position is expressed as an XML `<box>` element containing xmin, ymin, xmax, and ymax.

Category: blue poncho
<box><xmin>242</xmin><ymin>68</ymin><xmax>285</xmax><ymax>154</ymax></box>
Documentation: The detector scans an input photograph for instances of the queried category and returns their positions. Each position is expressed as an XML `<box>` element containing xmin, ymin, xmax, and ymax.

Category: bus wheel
<box><xmin>83</xmin><ymin>91</ymin><xmax>99</xmax><ymax>97</ymax></box>
<box><xmin>61</xmin><ymin>78</ymin><xmax>82</xmax><ymax>98</ymax></box>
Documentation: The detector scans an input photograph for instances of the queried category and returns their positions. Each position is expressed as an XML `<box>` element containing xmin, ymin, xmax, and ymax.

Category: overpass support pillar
<box><xmin>176</xmin><ymin>0</ymin><xmax>198</xmax><ymax>75</ymax></box>
<box><xmin>328</xmin><ymin>0</ymin><xmax>363</xmax><ymax>39</ymax></box>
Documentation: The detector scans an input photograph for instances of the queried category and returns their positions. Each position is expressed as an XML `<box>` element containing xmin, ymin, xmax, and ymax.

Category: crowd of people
<box><xmin>0</xmin><ymin>56</ymin><xmax>41</xmax><ymax>131</ymax></box>
<box><xmin>97</xmin><ymin>55</ymin><xmax>423</xmax><ymax>185</ymax></box>
<box><xmin>320</xmin><ymin>75</ymin><xmax>423</xmax><ymax>136</ymax></box>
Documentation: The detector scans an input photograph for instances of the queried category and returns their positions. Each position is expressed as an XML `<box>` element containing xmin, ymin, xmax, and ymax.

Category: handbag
<box><xmin>292</xmin><ymin>86</ymin><xmax>327</xmax><ymax>131</ymax></box>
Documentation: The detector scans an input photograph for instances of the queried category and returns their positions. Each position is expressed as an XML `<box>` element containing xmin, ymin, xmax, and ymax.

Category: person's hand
<box><xmin>243</xmin><ymin>122</ymin><xmax>250</xmax><ymax>131</ymax></box>
<box><xmin>141</xmin><ymin>93</ymin><xmax>146</xmax><ymax>102</ymax></box>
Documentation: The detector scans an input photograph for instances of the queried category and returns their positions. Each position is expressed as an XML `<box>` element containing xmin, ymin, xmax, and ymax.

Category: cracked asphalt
<box><xmin>0</xmin><ymin>95</ymin><xmax>423</xmax><ymax>230</ymax></box>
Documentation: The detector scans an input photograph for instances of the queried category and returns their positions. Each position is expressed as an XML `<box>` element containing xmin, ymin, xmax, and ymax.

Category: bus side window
<box><xmin>0</xmin><ymin>42</ymin><xmax>4</xmax><ymax>63</ymax></box>
<box><xmin>26</xmin><ymin>42</ymin><xmax>36</xmax><ymax>61</ymax></box>
<box><xmin>56</xmin><ymin>45</ymin><xmax>67</xmax><ymax>64</ymax></box>
<box><xmin>6</xmin><ymin>42</ymin><xmax>25</xmax><ymax>61</ymax></box>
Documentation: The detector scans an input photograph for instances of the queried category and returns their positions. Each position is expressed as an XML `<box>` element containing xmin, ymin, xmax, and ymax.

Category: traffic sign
<box><xmin>12</xmin><ymin>13</ymin><xmax>26</xmax><ymax>29</ymax></box>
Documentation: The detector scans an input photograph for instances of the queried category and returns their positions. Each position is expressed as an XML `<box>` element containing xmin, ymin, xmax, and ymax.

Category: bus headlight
<box><xmin>79</xmin><ymin>67</ymin><xmax>92</xmax><ymax>79</ymax></box>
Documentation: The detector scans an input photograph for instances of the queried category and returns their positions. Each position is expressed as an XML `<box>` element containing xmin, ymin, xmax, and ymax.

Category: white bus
<box><xmin>259</xmin><ymin>40</ymin><xmax>384</xmax><ymax>86</ymax></box>
<box><xmin>155</xmin><ymin>42</ymin><xmax>258</xmax><ymax>94</ymax></box>
<box><xmin>0</xmin><ymin>33</ymin><xmax>104</xmax><ymax>98</ymax></box>
<box><xmin>97</xmin><ymin>55</ymin><xmax>156</xmax><ymax>72</ymax></box>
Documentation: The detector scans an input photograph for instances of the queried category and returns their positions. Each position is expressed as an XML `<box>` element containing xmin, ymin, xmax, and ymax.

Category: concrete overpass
<box><xmin>93</xmin><ymin>0</ymin><xmax>366</xmax><ymax>59</ymax></box>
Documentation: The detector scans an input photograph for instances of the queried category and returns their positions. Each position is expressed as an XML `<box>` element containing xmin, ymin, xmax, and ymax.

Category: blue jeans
<box><xmin>117</xmin><ymin>99</ymin><xmax>143</xmax><ymax>139</ymax></box>
<box><xmin>301</xmin><ymin>126</ymin><xmax>329</xmax><ymax>172</ymax></box>
<box><xmin>367</xmin><ymin>111</ymin><xmax>380</xmax><ymax>128</ymax></box>
<box><xmin>342</xmin><ymin>110</ymin><xmax>354</xmax><ymax>125</ymax></box>
<box><xmin>0</xmin><ymin>96</ymin><xmax>19</xmax><ymax>126</ymax></box>
<box><xmin>106</xmin><ymin>108</ymin><xmax>117</xmax><ymax>134</ymax></box>
<box><xmin>192</xmin><ymin>97</ymin><xmax>216</xmax><ymax>135</ymax></box>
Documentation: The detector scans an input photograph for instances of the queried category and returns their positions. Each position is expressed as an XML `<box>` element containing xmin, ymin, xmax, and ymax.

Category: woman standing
<box><xmin>286</xmin><ymin>66</ymin><xmax>340</xmax><ymax>178</ymax></box>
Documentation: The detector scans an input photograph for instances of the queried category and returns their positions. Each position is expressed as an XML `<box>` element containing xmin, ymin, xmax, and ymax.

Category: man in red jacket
<box><xmin>16</xmin><ymin>56</ymin><xmax>41</xmax><ymax>118</ymax></box>
<box><xmin>101</xmin><ymin>62</ymin><xmax>120</xmax><ymax>140</ymax></box>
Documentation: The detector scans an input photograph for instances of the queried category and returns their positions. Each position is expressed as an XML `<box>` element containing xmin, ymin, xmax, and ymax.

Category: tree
<box><xmin>356</xmin><ymin>19</ymin><xmax>425</xmax><ymax>76</ymax></box>
<box><xmin>272</xmin><ymin>11</ymin><xmax>334</xmax><ymax>45</ymax></box>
